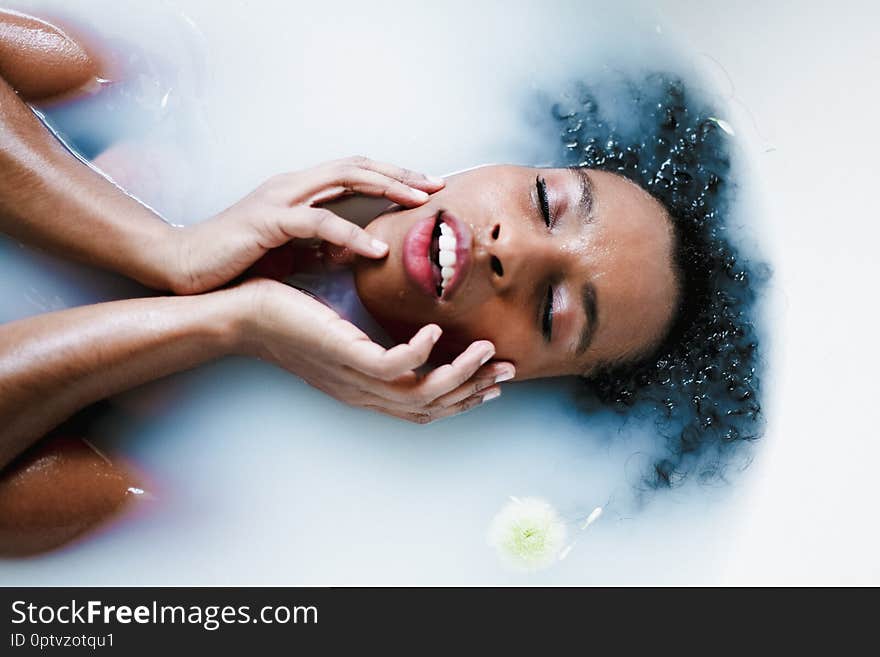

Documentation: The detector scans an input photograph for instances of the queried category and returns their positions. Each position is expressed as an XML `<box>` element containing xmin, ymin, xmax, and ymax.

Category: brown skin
<box><xmin>0</xmin><ymin>8</ymin><xmax>502</xmax><ymax>557</ymax></box>
<box><xmin>0</xmin><ymin>9</ymin><xmax>99</xmax><ymax>102</ymax></box>
<box><xmin>0</xmin><ymin>435</ymin><xmax>144</xmax><ymax>557</ymax></box>
<box><xmin>0</xmin><ymin>9</ymin><xmax>140</xmax><ymax>557</ymax></box>
<box><xmin>0</xmin><ymin>289</ymin><xmax>238</xmax><ymax>557</ymax></box>
<box><xmin>354</xmin><ymin>165</ymin><xmax>679</xmax><ymax>380</ymax></box>
<box><xmin>0</xmin><ymin>9</ymin><xmax>674</xmax><ymax>555</ymax></box>
<box><xmin>0</xmin><ymin>5</ymin><xmax>497</xmax><ymax>552</ymax></box>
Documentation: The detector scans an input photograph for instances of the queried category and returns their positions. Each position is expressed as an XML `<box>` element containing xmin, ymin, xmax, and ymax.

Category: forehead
<box><xmin>572</xmin><ymin>169</ymin><xmax>678</xmax><ymax>369</ymax></box>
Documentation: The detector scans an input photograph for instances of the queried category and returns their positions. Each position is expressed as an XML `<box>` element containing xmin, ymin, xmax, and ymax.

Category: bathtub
<box><xmin>0</xmin><ymin>0</ymin><xmax>877</xmax><ymax>585</ymax></box>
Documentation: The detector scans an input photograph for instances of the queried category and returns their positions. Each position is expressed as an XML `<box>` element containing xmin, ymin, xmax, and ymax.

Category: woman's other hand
<box><xmin>165</xmin><ymin>156</ymin><xmax>444</xmax><ymax>295</ymax></box>
<box><xmin>237</xmin><ymin>279</ymin><xmax>515</xmax><ymax>423</ymax></box>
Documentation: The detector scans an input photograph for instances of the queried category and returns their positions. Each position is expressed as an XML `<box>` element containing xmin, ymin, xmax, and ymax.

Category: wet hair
<box><xmin>548</xmin><ymin>73</ymin><xmax>768</xmax><ymax>488</ymax></box>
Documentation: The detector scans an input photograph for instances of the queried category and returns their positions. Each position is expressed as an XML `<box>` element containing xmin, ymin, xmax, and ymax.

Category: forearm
<box><xmin>0</xmin><ymin>73</ymin><xmax>179</xmax><ymax>290</ymax></box>
<box><xmin>0</xmin><ymin>8</ymin><xmax>178</xmax><ymax>291</ymax></box>
<box><xmin>0</xmin><ymin>289</ymin><xmax>246</xmax><ymax>470</ymax></box>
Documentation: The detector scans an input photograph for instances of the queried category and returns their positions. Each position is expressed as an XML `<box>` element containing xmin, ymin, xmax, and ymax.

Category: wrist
<box><xmin>184</xmin><ymin>286</ymin><xmax>253</xmax><ymax>358</ymax></box>
<box><xmin>215</xmin><ymin>278</ymin><xmax>280</xmax><ymax>359</ymax></box>
<box><xmin>151</xmin><ymin>213</ymin><xmax>235</xmax><ymax>295</ymax></box>
<box><xmin>126</xmin><ymin>216</ymin><xmax>183</xmax><ymax>292</ymax></box>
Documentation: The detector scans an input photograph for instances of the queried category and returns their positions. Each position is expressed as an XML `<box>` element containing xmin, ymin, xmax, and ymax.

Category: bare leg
<box><xmin>0</xmin><ymin>433</ymin><xmax>144</xmax><ymax>557</ymax></box>
<box><xmin>0</xmin><ymin>9</ymin><xmax>104</xmax><ymax>103</ymax></box>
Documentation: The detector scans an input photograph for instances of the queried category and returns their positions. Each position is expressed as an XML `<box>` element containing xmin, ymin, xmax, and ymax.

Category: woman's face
<box><xmin>353</xmin><ymin>165</ymin><xmax>679</xmax><ymax>380</ymax></box>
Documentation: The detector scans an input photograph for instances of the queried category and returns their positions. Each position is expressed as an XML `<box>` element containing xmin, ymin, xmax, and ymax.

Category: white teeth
<box><xmin>438</xmin><ymin>250</ymin><xmax>456</xmax><ymax>267</ymax></box>
<box><xmin>436</xmin><ymin>221</ymin><xmax>457</xmax><ymax>295</ymax></box>
<box><xmin>438</xmin><ymin>234</ymin><xmax>456</xmax><ymax>251</ymax></box>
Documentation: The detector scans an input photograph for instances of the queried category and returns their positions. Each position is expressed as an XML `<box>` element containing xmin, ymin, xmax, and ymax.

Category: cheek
<box><xmin>436</xmin><ymin>302</ymin><xmax>536</xmax><ymax>365</ymax></box>
<box><xmin>354</xmin><ymin>259</ymin><xmax>423</xmax><ymax>328</ymax></box>
<box><xmin>363</xmin><ymin>212</ymin><xmax>399</xmax><ymax>244</ymax></box>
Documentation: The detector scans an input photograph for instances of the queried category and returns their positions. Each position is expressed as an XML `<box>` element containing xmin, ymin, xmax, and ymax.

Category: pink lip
<box><xmin>402</xmin><ymin>210</ymin><xmax>472</xmax><ymax>301</ymax></box>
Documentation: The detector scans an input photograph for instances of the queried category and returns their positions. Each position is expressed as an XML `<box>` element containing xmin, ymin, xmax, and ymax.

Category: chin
<box><xmin>353</xmin><ymin>215</ymin><xmax>426</xmax><ymax>339</ymax></box>
<box><xmin>353</xmin><ymin>255</ymin><xmax>413</xmax><ymax>338</ymax></box>
<box><xmin>352</xmin><ymin>258</ymin><xmax>472</xmax><ymax>363</ymax></box>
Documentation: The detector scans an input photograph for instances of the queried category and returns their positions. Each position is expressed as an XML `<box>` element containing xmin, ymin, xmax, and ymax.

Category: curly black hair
<box><xmin>547</xmin><ymin>73</ymin><xmax>768</xmax><ymax>488</ymax></box>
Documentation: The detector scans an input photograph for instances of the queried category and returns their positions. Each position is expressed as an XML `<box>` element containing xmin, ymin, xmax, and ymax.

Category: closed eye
<box><xmin>541</xmin><ymin>285</ymin><xmax>554</xmax><ymax>342</ymax></box>
<box><xmin>536</xmin><ymin>176</ymin><xmax>552</xmax><ymax>227</ymax></box>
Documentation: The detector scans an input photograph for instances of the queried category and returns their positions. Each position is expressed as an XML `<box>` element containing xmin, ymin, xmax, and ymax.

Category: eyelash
<box><xmin>542</xmin><ymin>285</ymin><xmax>554</xmax><ymax>342</ymax></box>
<box><xmin>536</xmin><ymin>176</ymin><xmax>552</xmax><ymax>227</ymax></box>
<box><xmin>535</xmin><ymin>176</ymin><xmax>554</xmax><ymax>342</ymax></box>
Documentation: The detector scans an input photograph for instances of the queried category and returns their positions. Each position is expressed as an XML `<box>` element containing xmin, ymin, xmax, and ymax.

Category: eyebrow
<box><xmin>576</xmin><ymin>281</ymin><xmax>597</xmax><ymax>356</ymax></box>
<box><xmin>569</xmin><ymin>167</ymin><xmax>598</xmax><ymax>356</ymax></box>
<box><xmin>569</xmin><ymin>166</ymin><xmax>595</xmax><ymax>221</ymax></box>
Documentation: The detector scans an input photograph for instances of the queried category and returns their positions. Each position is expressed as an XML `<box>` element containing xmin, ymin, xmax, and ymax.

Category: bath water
<box><xmin>0</xmin><ymin>0</ymin><xmax>778</xmax><ymax>584</ymax></box>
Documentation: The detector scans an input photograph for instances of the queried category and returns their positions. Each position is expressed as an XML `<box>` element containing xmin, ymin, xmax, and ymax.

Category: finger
<box><xmin>306</xmin><ymin>168</ymin><xmax>433</xmax><ymax>208</ymax></box>
<box><xmin>281</xmin><ymin>160</ymin><xmax>431</xmax><ymax>207</ymax></box>
<box><xmin>336</xmin><ymin>369</ymin><xmax>420</xmax><ymax>407</ymax></box>
<box><xmin>287</xmin><ymin>207</ymin><xmax>388</xmax><ymax>258</ymax></box>
<box><xmin>361</xmin><ymin>404</ymin><xmax>431</xmax><ymax>424</ymax></box>
<box><xmin>428</xmin><ymin>362</ymin><xmax>515</xmax><ymax>409</ymax></box>
<box><xmin>367</xmin><ymin>387</ymin><xmax>499</xmax><ymax>425</ymax></box>
<box><xmin>408</xmin><ymin>340</ymin><xmax>496</xmax><ymax>404</ymax></box>
<box><xmin>341</xmin><ymin>324</ymin><xmax>442</xmax><ymax>381</ymax></box>
<box><xmin>335</xmin><ymin>156</ymin><xmax>445</xmax><ymax>192</ymax></box>
<box><xmin>430</xmin><ymin>386</ymin><xmax>501</xmax><ymax>420</ymax></box>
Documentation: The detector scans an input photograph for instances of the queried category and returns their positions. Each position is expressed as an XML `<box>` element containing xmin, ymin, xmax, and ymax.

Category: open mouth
<box><xmin>429</xmin><ymin>214</ymin><xmax>459</xmax><ymax>297</ymax></box>
<box><xmin>403</xmin><ymin>210</ymin><xmax>472</xmax><ymax>301</ymax></box>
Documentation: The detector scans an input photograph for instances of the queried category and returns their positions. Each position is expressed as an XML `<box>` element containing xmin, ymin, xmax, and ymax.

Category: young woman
<box><xmin>0</xmin><ymin>9</ymin><xmax>764</xmax><ymax>554</ymax></box>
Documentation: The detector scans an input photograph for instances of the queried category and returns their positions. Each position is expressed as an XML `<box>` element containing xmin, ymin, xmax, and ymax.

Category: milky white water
<box><xmin>0</xmin><ymin>0</ymin><xmax>877</xmax><ymax>584</ymax></box>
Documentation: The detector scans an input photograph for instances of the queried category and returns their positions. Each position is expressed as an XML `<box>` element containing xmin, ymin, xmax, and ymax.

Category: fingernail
<box><xmin>482</xmin><ymin>389</ymin><xmax>501</xmax><ymax>402</ymax></box>
<box><xmin>494</xmin><ymin>368</ymin><xmax>514</xmax><ymax>383</ymax></box>
<box><xmin>425</xmin><ymin>174</ymin><xmax>445</xmax><ymax>186</ymax></box>
<box><xmin>410</xmin><ymin>188</ymin><xmax>429</xmax><ymax>201</ymax></box>
<box><xmin>479</xmin><ymin>348</ymin><xmax>495</xmax><ymax>365</ymax></box>
<box><xmin>371</xmin><ymin>239</ymin><xmax>389</xmax><ymax>254</ymax></box>
<box><xmin>430</xmin><ymin>325</ymin><xmax>442</xmax><ymax>342</ymax></box>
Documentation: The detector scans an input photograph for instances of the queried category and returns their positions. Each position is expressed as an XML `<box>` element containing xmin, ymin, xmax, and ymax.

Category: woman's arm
<box><xmin>1</xmin><ymin>13</ymin><xmax>444</xmax><ymax>296</ymax></box>
<box><xmin>0</xmin><ymin>277</ymin><xmax>509</xmax><ymax>470</ymax></box>
<box><xmin>0</xmin><ymin>65</ymin><xmax>444</xmax><ymax>295</ymax></box>
<box><xmin>0</xmin><ymin>279</ymin><xmax>507</xmax><ymax>555</ymax></box>
<box><xmin>0</xmin><ymin>9</ymin><xmax>438</xmax><ymax>291</ymax></box>
<box><xmin>0</xmin><ymin>274</ymin><xmax>502</xmax><ymax>555</ymax></box>
<box><xmin>0</xmin><ymin>287</ymin><xmax>243</xmax><ymax>471</ymax></box>
<box><xmin>0</xmin><ymin>10</ymin><xmax>179</xmax><ymax>290</ymax></box>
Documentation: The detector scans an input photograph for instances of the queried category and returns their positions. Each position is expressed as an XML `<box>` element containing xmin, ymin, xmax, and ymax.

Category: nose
<box><xmin>481</xmin><ymin>221</ymin><xmax>551</xmax><ymax>294</ymax></box>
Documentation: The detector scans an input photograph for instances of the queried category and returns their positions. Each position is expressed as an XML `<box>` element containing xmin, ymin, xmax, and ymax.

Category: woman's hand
<box><xmin>238</xmin><ymin>279</ymin><xmax>516</xmax><ymax>423</ymax></box>
<box><xmin>165</xmin><ymin>156</ymin><xmax>443</xmax><ymax>295</ymax></box>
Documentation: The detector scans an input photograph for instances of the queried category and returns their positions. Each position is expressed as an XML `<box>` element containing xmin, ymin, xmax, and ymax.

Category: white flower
<box><xmin>488</xmin><ymin>497</ymin><xmax>568</xmax><ymax>572</ymax></box>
